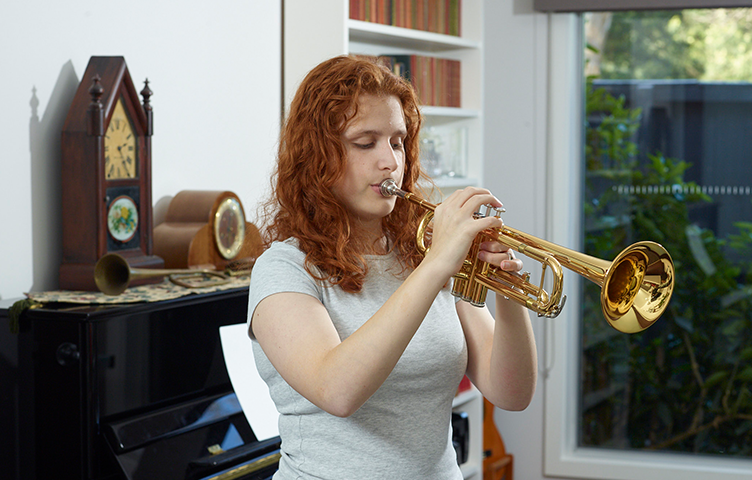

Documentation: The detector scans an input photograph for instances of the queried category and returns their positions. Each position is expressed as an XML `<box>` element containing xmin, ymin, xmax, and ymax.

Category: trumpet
<box><xmin>380</xmin><ymin>179</ymin><xmax>674</xmax><ymax>334</ymax></box>
<box><xmin>94</xmin><ymin>253</ymin><xmax>231</xmax><ymax>296</ymax></box>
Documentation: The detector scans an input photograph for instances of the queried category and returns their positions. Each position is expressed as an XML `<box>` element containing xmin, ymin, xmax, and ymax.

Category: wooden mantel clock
<box><xmin>153</xmin><ymin>190</ymin><xmax>262</xmax><ymax>270</ymax></box>
<box><xmin>59</xmin><ymin>56</ymin><xmax>164</xmax><ymax>291</ymax></box>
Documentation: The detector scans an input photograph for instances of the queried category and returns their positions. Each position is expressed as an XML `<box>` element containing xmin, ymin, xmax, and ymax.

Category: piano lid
<box><xmin>104</xmin><ymin>392</ymin><xmax>280</xmax><ymax>480</ymax></box>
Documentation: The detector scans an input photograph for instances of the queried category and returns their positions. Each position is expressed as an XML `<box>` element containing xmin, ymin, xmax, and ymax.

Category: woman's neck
<box><xmin>349</xmin><ymin>216</ymin><xmax>389</xmax><ymax>255</ymax></box>
<box><xmin>366</xmin><ymin>235</ymin><xmax>389</xmax><ymax>255</ymax></box>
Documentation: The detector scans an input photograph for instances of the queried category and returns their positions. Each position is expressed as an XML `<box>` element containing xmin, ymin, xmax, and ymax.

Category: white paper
<box><xmin>219</xmin><ymin>323</ymin><xmax>279</xmax><ymax>440</ymax></box>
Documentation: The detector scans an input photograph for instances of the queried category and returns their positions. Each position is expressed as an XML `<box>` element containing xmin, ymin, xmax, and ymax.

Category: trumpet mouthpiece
<box><xmin>379</xmin><ymin>179</ymin><xmax>401</xmax><ymax>198</ymax></box>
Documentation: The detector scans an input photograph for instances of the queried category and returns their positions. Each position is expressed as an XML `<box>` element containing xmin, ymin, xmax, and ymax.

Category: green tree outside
<box><xmin>581</xmin><ymin>9</ymin><xmax>752</xmax><ymax>456</ymax></box>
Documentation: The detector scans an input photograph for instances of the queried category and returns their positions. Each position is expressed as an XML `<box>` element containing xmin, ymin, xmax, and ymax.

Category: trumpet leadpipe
<box><xmin>379</xmin><ymin>179</ymin><xmax>437</xmax><ymax>212</ymax></box>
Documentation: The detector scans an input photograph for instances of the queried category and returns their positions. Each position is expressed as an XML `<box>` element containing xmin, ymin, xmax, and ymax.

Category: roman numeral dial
<box><xmin>104</xmin><ymin>98</ymin><xmax>138</xmax><ymax>179</ymax></box>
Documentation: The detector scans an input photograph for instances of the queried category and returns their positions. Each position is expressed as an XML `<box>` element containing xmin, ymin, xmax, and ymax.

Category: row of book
<box><xmin>349</xmin><ymin>0</ymin><xmax>462</xmax><ymax>37</ymax></box>
<box><xmin>378</xmin><ymin>54</ymin><xmax>461</xmax><ymax>108</ymax></box>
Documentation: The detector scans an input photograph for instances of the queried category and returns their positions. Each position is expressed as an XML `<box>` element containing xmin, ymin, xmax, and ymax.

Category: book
<box><xmin>349</xmin><ymin>0</ymin><xmax>462</xmax><ymax>37</ymax></box>
<box><xmin>380</xmin><ymin>54</ymin><xmax>460</xmax><ymax>108</ymax></box>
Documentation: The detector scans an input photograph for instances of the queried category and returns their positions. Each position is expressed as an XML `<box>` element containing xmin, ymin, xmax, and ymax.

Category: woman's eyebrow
<box><xmin>347</xmin><ymin>127</ymin><xmax>407</xmax><ymax>137</ymax></box>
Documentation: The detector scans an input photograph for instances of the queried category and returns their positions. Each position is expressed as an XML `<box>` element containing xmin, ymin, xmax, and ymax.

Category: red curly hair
<box><xmin>259</xmin><ymin>55</ymin><xmax>432</xmax><ymax>292</ymax></box>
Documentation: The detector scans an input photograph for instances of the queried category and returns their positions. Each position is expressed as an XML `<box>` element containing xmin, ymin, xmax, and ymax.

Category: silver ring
<box><xmin>507</xmin><ymin>249</ymin><xmax>515</xmax><ymax>260</ymax></box>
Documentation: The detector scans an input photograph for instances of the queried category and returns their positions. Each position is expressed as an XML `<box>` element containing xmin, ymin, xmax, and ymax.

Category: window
<box><xmin>583</xmin><ymin>6</ymin><xmax>752</xmax><ymax>456</ymax></box>
<box><xmin>544</xmin><ymin>8</ymin><xmax>752</xmax><ymax>480</ymax></box>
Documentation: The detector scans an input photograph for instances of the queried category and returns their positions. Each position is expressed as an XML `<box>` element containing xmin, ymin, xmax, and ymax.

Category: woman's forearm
<box><xmin>486</xmin><ymin>296</ymin><xmax>538</xmax><ymax>410</ymax></box>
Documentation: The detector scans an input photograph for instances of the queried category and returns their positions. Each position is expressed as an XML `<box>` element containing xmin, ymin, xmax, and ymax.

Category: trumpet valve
<box><xmin>474</xmin><ymin>204</ymin><xmax>505</xmax><ymax>219</ymax></box>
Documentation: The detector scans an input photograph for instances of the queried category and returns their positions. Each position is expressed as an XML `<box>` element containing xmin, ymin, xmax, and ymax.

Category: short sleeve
<box><xmin>246</xmin><ymin>240</ymin><xmax>323</xmax><ymax>339</ymax></box>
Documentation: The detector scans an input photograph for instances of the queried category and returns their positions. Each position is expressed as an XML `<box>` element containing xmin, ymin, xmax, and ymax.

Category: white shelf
<box><xmin>348</xmin><ymin>19</ymin><xmax>480</xmax><ymax>51</ymax></box>
<box><xmin>453</xmin><ymin>385</ymin><xmax>480</xmax><ymax>407</ymax></box>
<box><xmin>421</xmin><ymin>105</ymin><xmax>480</xmax><ymax>119</ymax></box>
<box><xmin>460</xmin><ymin>463</ymin><xmax>481</xmax><ymax>479</ymax></box>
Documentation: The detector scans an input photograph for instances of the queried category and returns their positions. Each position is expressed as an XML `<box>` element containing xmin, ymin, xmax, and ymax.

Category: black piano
<box><xmin>0</xmin><ymin>288</ymin><xmax>280</xmax><ymax>480</ymax></box>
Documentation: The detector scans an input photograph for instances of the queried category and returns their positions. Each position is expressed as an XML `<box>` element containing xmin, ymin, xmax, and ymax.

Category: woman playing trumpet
<box><xmin>248</xmin><ymin>55</ymin><xmax>537</xmax><ymax>479</ymax></box>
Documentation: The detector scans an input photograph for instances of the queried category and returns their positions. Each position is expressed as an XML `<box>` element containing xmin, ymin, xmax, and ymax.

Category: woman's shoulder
<box><xmin>251</xmin><ymin>238</ymin><xmax>319</xmax><ymax>292</ymax></box>
<box><xmin>252</xmin><ymin>238</ymin><xmax>304</xmax><ymax>273</ymax></box>
<box><xmin>257</xmin><ymin>238</ymin><xmax>304</xmax><ymax>262</ymax></box>
<box><xmin>265</xmin><ymin>237</ymin><xmax>300</xmax><ymax>250</ymax></box>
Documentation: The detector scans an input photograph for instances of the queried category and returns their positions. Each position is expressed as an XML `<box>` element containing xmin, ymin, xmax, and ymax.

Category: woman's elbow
<box><xmin>501</xmin><ymin>396</ymin><xmax>534</xmax><ymax>412</ymax></box>
<box><xmin>489</xmin><ymin>381</ymin><xmax>537</xmax><ymax>412</ymax></box>
<box><xmin>313</xmin><ymin>388</ymin><xmax>366</xmax><ymax>418</ymax></box>
<box><xmin>326</xmin><ymin>404</ymin><xmax>359</xmax><ymax>418</ymax></box>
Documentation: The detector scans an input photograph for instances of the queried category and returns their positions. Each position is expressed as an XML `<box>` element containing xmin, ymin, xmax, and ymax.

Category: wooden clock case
<box><xmin>59</xmin><ymin>56</ymin><xmax>163</xmax><ymax>291</ymax></box>
<box><xmin>153</xmin><ymin>191</ymin><xmax>263</xmax><ymax>270</ymax></box>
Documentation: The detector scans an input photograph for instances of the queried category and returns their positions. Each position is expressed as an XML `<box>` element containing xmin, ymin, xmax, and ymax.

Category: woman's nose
<box><xmin>377</xmin><ymin>142</ymin><xmax>399</xmax><ymax>171</ymax></box>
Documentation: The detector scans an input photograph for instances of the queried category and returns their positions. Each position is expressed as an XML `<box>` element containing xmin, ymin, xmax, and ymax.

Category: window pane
<box><xmin>581</xmin><ymin>9</ymin><xmax>752</xmax><ymax>458</ymax></box>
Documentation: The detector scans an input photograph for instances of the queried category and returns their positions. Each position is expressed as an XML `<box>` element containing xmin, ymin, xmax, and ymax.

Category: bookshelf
<box><xmin>284</xmin><ymin>0</ymin><xmax>484</xmax><ymax>191</ymax></box>
<box><xmin>284</xmin><ymin>5</ymin><xmax>484</xmax><ymax>474</ymax></box>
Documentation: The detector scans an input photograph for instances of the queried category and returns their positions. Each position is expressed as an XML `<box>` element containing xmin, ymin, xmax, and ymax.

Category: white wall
<box><xmin>0</xmin><ymin>0</ymin><xmax>282</xmax><ymax>301</ymax></box>
<box><xmin>483</xmin><ymin>2</ymin><xmax>570</xmax><ymax>480</ymax></box>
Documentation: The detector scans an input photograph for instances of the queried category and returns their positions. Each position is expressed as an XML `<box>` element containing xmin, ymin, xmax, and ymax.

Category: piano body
<box><xmin>0</xmin><ymin>288</ymin><xmax>280</xmax><ymax>480</ymax></box>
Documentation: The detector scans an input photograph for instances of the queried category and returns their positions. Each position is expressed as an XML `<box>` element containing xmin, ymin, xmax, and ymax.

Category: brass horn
<box><xmin>380</xmin><ymin>179</ymin><xmax>674</xmax><ymax>334</ymax></box>
<box><xmin>94</xmin><ymin>253</ymin><xmax>230</xmax><ymax>296</ymax></box>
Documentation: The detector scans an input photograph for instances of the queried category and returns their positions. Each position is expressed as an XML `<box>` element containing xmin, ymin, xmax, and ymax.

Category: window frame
<box><xmin>534</xmin><ymin>0</ymin><xmax>752</xmax><ymax>12</ymax></box>
<box><xmin>542</xmin><ymin>11</ymin><xmax>752</xmax><ymax>480</ymax></box>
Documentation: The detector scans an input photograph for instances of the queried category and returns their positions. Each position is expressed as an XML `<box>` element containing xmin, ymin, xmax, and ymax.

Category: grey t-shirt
<box><xmin>247</xmin><ymin>239</ymin><xmax>467</xmax><ymax>479</ymax></box>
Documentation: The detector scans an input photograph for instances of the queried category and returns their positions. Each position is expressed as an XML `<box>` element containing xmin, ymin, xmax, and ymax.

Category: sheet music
<box><xmin>219</xmin><ymin>323</ymin><xmax>279</xmax><ymax>440</ymax></box>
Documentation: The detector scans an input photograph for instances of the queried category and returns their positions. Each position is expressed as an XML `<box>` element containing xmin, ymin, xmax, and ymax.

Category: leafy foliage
<box><xmin>581</xmin><ymin>79</ymin><xmax>752</xmax><ymax>456</ymax></box>
<box><xmin>598</xmin><ymin>9</ymin><xmax>752</xmax><ymax>81</ymax></box>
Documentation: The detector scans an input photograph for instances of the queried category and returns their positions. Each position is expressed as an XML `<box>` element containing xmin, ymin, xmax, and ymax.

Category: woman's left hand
<box><xmin>477</xmin><ymin>242</ymin><xmax>524</xmax><ymax>272</ymax></box>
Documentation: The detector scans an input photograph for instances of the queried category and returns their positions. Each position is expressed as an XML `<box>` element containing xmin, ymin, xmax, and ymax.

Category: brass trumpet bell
<box><xmin>94</xmin><ymin>253</ymin><xmax>230</xmax><ymax>296</ymax></box>
<box><xmin>600</xmin><ymin>241</ymin><xmax>674</xmax><ymax>332</ymax></box>
<box><xmin>380</xmin><ymin>179</ymin><xmax>674</xmax><ymax>333</ymax></box>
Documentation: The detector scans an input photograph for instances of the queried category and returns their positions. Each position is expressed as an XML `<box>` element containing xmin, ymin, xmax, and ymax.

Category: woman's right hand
<box><xmin>423</xmin><ymin>187</ymin><xmax>504</xmax><ymax>278</ymax></box>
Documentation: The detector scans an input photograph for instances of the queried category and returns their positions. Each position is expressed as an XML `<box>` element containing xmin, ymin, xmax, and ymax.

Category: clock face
<box><xmin>107</xmin><ymin>194</ymin><xmax>139</xmax><ymax>243</ymax></box>
<box><xmin>213</xmin><ymin>197</ymin><xmax>246</xmax><ymax>260</ymax></box>
<box><xmin>104</xmin><ymin>98</ymin><xmax>138</xmax><ymax>180</ymax></box>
